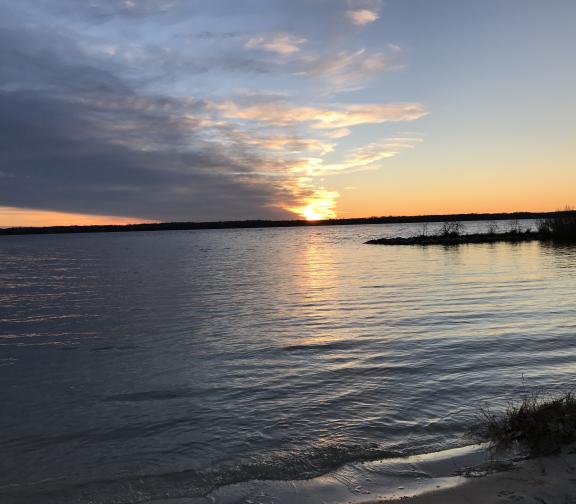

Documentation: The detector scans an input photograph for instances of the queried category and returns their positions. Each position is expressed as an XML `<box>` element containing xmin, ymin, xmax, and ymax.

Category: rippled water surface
<box><xmin>1</xmin><ymin>222</ymin><xmax>576</xmax><ymax>503</ymax></box>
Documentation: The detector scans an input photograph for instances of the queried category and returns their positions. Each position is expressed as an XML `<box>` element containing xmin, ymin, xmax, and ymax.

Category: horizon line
<box><xmin>2</xmin><ymin>210</ymin><xmax>574</xmax><ymax>236</ymax></box>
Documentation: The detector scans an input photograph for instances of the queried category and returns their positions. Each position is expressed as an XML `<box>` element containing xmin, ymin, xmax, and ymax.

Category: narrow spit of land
<box><xmin>366</xmin><ymin>210</ymin><xmax>576</xmax><ymax>245</ymax></box>
<box><xmin>0</xmin><ymin>211</ymin><xmax>555</xmax><ymax>236</ymax></box>
<box><xmin>366</xmin><ymin>230</ymin><xmax>542</xmax><ymax>246</ymax></box>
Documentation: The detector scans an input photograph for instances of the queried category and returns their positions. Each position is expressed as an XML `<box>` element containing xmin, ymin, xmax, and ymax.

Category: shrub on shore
<box><xmin>485</xmin><ymin>222</ymin><xmax>499</xmax><ymax>235</ymax></box>
<box><xmin>440</xmin><ymin>221</ymin><xmax>463</xmax><ymax>237</ymax></box>
<box><xmin>537</xmin><ymin>207</ymin><xmax>576</xmax><ymax>240</ymax></box>
<box><xmin>507</xmin><ymin>219</ymin><xmax>523</xmax><ymax>234</ymax></box>
<box><xmin>471</xmin><ymin>391</ymin><xmax>576</xmax><ymax>454</ymax></box>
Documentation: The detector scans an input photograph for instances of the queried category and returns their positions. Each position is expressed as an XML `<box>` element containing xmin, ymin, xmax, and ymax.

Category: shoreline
<box><xmin>151</xmin><ymin>444</ymin><xmax>522</xmax><ymax>504</ymax></box>
<box><xmin>0</xmin><ymin>212</ymin><xmax>547</xmax><ymax>236</ymax></box>
<box><xmin>152</xmin><ymin>443</ymin><xmax>576</xmax><ymax>504</ymax></box>
<box><xmin>373</xmin><ymin>444</ymin><xmax>576</xmax><ymax>503</ymax></box>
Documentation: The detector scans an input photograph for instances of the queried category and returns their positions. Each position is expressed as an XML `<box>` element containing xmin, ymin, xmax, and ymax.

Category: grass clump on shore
<box><xmin>472</xmin><ymin>392</ymin><xmax>576</xmax><ymax>454</ymax></box>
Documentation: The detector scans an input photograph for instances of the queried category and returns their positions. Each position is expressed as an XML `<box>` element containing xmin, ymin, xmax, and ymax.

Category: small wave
<box><xmin>91</xmin><ymin>345</ymin><xmax>138</xmax><ymax>352</ymax></box>
<box><xmin>0</xmin><ymin>358</ymin><xmax>17</xmax><ymax>367</ymax></box>
<box><xmin>3</xmin><ymin>417</ymin><xmax>196</xmax><ymax>451</ymax></box>
<box><xmin>0</xmin><ymin>442</ymin><xmax>400</xmax><ymax>504</ymax></box>
<box><xmin>101</xmin><ymin>388</ymin><xmax>198</xmax><ymax>402</ymax></box>
<box><xmin>281</xmin><ymin>340</ymin><xmax>354</xmax><ymax>352</ymax></box>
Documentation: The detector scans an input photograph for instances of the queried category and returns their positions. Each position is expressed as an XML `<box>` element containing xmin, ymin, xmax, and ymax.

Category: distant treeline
<box><xmin>0</xmin><ymin>211</ymin><xmax>560</xmax><ymax>236</ymax></box>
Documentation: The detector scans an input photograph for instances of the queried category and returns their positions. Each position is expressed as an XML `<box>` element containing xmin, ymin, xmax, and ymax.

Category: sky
<box><xmin>0</xmin><ymin>0</ymin><xmax>575</xmax><ymax>226</ymax></box>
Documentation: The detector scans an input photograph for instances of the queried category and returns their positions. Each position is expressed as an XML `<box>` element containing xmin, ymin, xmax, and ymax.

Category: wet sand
<box><xmin>153</xmin><ymin>445</ymin><xmax>576</xmax><ymax>504</ymax></box>
<box><xmin>374</xmin><ymin>445</ymin><xmax>576</xmax><ymax>504</ymax></box>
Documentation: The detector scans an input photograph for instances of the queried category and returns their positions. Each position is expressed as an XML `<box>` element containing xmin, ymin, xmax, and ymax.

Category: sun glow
<box><xmin>302</xmin><ymin>206</ymin><xmax>328</xmax><ymax>221</ymax></box>
<box><xmin>291</xmin><ymin>190</ymin><xmax>339</xmax><ymax>221</ymax></box>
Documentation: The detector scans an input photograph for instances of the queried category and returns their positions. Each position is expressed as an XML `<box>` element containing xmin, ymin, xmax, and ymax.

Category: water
<box><xmin>1</xmin><ymin>221</ymin><xmax>575</xmax><ymax>503</ymax></box>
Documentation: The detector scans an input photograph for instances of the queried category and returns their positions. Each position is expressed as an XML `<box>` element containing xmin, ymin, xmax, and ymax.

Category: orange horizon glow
<box><xmin>2</xmin><ymin>202</ymin><xmax>574</xmax><ymax>229</ymax></box>
<box><xmin>0</xmin><ymin>206</ymin><xmax>154</xmax><ymax>228</ymax></box>
<box><xmin>0</xmin><ymin>194</ymin><xmax>576</xmax><ymax>228</ymax></box>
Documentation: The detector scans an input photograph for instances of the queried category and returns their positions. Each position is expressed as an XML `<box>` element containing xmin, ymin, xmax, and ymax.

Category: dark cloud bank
<box><xmin>0</xmin><ymin>2</ymin><xmax>298</xmax><ymax>221</ymax></box>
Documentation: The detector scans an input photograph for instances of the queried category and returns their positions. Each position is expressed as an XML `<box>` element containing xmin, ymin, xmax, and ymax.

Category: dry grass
<box><xmin>471</xmin><ymin>391</ymin><xmax>576</xmax><ymax>454</ymax></box>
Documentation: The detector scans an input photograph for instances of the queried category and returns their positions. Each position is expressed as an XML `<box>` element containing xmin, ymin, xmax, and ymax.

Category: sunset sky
<box><xmin>1</xmin><ymin>0</ymin><xmax>575</xmax><ymax>226</ymax></box>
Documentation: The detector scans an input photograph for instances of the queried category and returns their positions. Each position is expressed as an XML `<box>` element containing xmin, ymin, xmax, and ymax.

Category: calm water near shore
<box><xmin>1</xmin><ymin>221</ymin><xmax>576</xmax><ymax>503</ymax></box>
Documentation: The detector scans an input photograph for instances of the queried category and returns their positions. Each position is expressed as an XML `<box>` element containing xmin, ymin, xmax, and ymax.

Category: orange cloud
<box><xmin>289</xmin><ymin>137</ymin><xmax>422</xmax><ymax>177</ymax></box>
<box><xmin>323</xmin><ymin>128</ymin><xmax>352</xmax><ymax>139</ymax></box>
<box><xmin>211</xmin><ymin>101</ymin><xmax>427</xmax><ymax>129</ymax></box>
<box><xmin>197</xmin><ymin>99</ymin><xmax>427</xmax><ymax>220</ymax></box>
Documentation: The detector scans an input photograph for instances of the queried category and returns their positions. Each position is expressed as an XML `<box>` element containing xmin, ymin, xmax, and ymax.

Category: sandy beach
<box><xmin>375</xmin><ymin>446</ymin><xmax>576</xmax><ymax>504</ymax></box>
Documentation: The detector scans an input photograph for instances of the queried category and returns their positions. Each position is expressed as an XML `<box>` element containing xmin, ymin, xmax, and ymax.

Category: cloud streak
<box><xmin>210</xmin><ymin>101</ymin><xmax>427</xmax><ymax>129</ymax></box>
<box><xmin>245</xmin><ymin>33</ymin><xmax>307</xmax><ymax>55</ymax></box>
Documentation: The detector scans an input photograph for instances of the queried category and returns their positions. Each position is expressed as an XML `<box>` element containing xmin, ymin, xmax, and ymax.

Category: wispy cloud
<box><xmin>216</xmin><ymin>129</ymin><xmax>336</xmax><ymax>155</ymax></box>
<box><xmin>346</xmin><ymin>9</ymin><xmax>379</xmax><ymax>26</ymax></box>
<box><xmin>190</xmin><ymin>31</ymin><xmax>242</xmax><ymax>41</ymax></box>
<box><xmin>245</xmin><ymin>33</ymin><xmax>307</xmax><ymax>55</ymax></box>
<box><xmin>323</xmin><ymin>128</ymin><xmax>351</xmax><ymax>139</ymax></box>
<box><xmin>338</xmin><ymin>137</ymin><xmax>423</xmax><ymax>170</ymax></box>
<box><xmin>210</xmin><ymin>100</ymin><xmax>427</xmax><ymax>129</ymax></box>
<box><xmin>295</xmin><ymin>137</ymin><xmax>423</xmax><ymax>177</ymax></box>
<box><xmin>297</xmin><ymin>47</ymin><xmax>404</xmax><ymax>93</ymax></box>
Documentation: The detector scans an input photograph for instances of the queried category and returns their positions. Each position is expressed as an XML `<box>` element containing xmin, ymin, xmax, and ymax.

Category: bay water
<box><xmin>1</xmin><ymin>221</ymin><xmax>575</xmax><ymax>502</ymax></box>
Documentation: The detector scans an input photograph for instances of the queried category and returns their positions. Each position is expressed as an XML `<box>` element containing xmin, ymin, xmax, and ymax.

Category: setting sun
<box><xmin>291</xmin><ymin>191</ymin><xmax>339</xmax><ymax>221</ymax></box>
<box><xmin>301</xmin><ymin>206</ymin><xmax>326</xmax><ymax>221</ymax></box>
